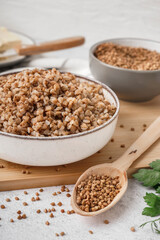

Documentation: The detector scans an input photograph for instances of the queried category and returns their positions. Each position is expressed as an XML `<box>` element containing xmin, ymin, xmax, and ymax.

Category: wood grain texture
<box><xmin>17</xmin><ymin>36</ymin><xmax>85</xmax><ymax>55</ymax></box>
<box><xmin>0</xmin><ymin>96</ymin><xmax>160</xmax><ymax>191</ymax></box>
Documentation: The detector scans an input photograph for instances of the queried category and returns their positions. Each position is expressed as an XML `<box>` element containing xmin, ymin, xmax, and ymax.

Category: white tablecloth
<box><xmin>0</xmin><ymin>180</ymin><xmax>157</xmax><ymax>240</ymax></box>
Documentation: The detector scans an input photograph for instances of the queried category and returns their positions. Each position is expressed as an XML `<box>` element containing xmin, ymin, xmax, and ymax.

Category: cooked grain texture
<box><xmin>0</xmin><ymin>68</ymin><xmax>116</xmax><ymax>137</ymax></box>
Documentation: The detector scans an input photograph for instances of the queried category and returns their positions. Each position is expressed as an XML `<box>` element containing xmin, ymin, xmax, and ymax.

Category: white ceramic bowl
<box><xmin>0</xmin><ymin>69</ymin><xmax>119</xmax><ymax>166</ymax></box>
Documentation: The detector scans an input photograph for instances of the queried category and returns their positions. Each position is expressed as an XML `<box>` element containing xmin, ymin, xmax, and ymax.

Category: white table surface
<box><xmin>0</xmin><ymin>180</ymin><xmax>158</xmax><ymax>240</ymax></box>
<box><xmin>0</xmin><ymin>50</ymin><xmax>159</xmax><ymax>240</ymax></box>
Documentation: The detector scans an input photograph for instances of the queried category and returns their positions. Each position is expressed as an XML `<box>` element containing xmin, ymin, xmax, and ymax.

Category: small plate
<box><xmin>0</xmin><ymin>30</ymin><xmax>35</xmax><ymax>68</ymax></box>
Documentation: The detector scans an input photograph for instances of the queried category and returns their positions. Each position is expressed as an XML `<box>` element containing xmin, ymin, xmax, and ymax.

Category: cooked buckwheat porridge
<box><xmin>0</xmin><ymin>68</ymin><xmax>116</xmax><ymax>137</ymax></box>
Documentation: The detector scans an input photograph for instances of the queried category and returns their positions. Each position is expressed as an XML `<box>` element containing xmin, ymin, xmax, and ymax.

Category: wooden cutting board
<box><xmin>0</xmin><ymin>96</ymin><xmax>160</xmax><ymax>191</ymax></box>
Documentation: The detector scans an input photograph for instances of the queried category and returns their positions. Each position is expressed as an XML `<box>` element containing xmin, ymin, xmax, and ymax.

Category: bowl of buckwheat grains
<box><xmin>89</xmin><ymin>38</ymin><xmax>160</xmax><ymax>102</ymax></box>
<box><xmin>0</xmin><ymin>68</ymin><xmax>119</xmax><ymax>166</ymax></box>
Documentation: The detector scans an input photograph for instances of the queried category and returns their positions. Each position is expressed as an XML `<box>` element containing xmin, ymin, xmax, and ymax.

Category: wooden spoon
<box><xmin>71</xmin><ymin>116</ymin><xmax>160</xmax><ymax>216</ymax></box>
<box><xmin>16</xmin><ymin>36</ymin><xmax>85</xmax><ymax>56</ymax></box>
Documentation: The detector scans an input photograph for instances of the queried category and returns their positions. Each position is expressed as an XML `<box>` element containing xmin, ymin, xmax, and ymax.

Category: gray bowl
<box><xmin>89</xmin><ymin>38</ymin><xmax>160</xmax><ymax>102</ymax></box>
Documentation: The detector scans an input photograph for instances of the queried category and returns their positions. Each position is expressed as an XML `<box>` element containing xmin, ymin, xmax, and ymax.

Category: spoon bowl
<box><xmin>71</xmin><ymin>163</ymin><xmax>128</xmax><ymax>216</ymax></box>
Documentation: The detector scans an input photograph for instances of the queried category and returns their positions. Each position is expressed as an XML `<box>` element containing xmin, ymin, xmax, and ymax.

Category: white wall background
<box><xmin>1</xmin><ymin>0</ymin><xmax>160</xmax><ymax>58</ymax></box>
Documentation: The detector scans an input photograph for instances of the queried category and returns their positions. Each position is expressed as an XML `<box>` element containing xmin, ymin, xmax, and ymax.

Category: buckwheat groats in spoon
<box><xmin>71</xmin><ymin>117</ymin><xmax>160</xmax><ymax>216</ymax></box>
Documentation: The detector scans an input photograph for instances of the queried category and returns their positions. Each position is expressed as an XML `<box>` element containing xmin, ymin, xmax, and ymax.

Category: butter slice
<box><xmin>0</xmin><ymin>27</ymin><xmax>21</xmax><ymax>53</ymax></box>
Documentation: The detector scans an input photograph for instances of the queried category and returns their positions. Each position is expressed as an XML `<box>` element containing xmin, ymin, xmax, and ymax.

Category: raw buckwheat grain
<box><xmin>58</xmin><ymin>202</ymin><xmax>62</xmax><ymax>206</ymax></box>
<box><xmin>6</xmin><ymin>198</ymin><xmax>11</xmax><ymax>202</ymax></box>
<box><xmin>50</xmin><ymin>202</ymin><xmax>55</xmax><ymax>206</ymax></box>
<box><xmin>76</xmin><ymin>174</ymin><xmax>121</xmax><ymax>212</ymax></box>
<box><xmin>49</xmin><ymin>213</ymin><xmax>54</xmax><ymax>218</ymax></box>
<box><xmin>95</xmin><ymin>42</ymin><xmax>160</xmax><ymax>70</ymax></box>
<box><xmin>66</xmin><ymin>193</ymin><xmax>71</xmax><ymax>198</ymax></box>
<box><xmin>36</xmin><ymin>209</ymin><xmax>41</xmax><ymax>214</ymax></box>
<box><xmin>60</xmin><ymin>232</ymin><xmax>65</xmax><ymax>236</ymax></box>
<box><xmin>104</xmin><ymin>219</ymin><xmax>109</xmax><ymax>224</ymax></box>
<box><xmin>45</xmin><ymin>221</ymin><xmax>50</xmax><ymax>225</ymax></box>
<box><xmin>23</xmin><ymin>202</ymin><xmax>28</xmax><ymax>206</ymax></box>
<box><xmin>130</xmin><ymin>226</ymin><xmax>135</xmax><ymax>232</ymax></box>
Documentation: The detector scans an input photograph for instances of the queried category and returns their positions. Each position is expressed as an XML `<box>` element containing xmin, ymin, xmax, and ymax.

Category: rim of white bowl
<box><xmin>90</xmin><ymin>37</ymin><xmax>160</xmax><ymax>73</ymax></box>
<box><xmin>0</xmin><ymin>69</ymin><xmax>120</xmax><ymax>140</ymax></box>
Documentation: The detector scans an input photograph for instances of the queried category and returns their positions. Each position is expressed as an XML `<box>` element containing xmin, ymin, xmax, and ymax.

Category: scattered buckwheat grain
<box><xmin>61</xmin><ymin>186</ymin><xmax>65</xmax><ymax>192</ymax></box>
<box><xmin>23</xmin><ymin>202</ymin><xmax>28</xmax><ymax>206</ymax></box>
<box><xmin>65</xmin><ymin>187</ymin><xmax>69</xmax><ymax>192</ymax></box>
<box><xmin>50</xmin><ymin>213</ymin><xmax>54</xmax><ymax>218</ymax></box>
<box><xmin>130</xmin><ymin>227</ymin><xmax>136</xmax><ymax>232</ymax></box>
<box><xmin>22</xmin><ymin>214</ymin><xmax>26</xmax><ymax>219</ymax></box>
<box><xmin>104</xmin><ymin>219</ymin><xmax>109</xmax><ymax>224</ymax></box>
<box><xmin>51</xmin><ymin>202</ymin><xmax>55</xmax><ymax>206</ymax></box>
<box><xmin>6</xmin><ymin>198</ymin><xmax>11</xmax><ymax>202</ymax></box>
<box><xmin>66</xmin><ymin>193</ymin><xmax>71</xmax><ymax>198</ymax></box>
<box><xmin>58</xmin><ymin>202</ymin><xmax>62</xmax><ymax>206</ymax></box>
<box><xmin>60</xmin><ymin>232</ymin><xmax>65</xmax><ymax>236</ymax></box>
<box><xmin>120</xmin><ymin>144</ymin><xmax>125</xmax><ymax>148</ymax></box>
<box><xmin>17</xmin><ymin>215</ymin><xmax>22</xmax><ymax>220</ymax></box>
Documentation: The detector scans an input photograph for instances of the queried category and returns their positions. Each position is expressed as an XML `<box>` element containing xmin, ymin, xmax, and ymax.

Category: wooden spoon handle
<box><xmin>17</xmin><ymin>36</ymin><xmax>85</xmax><ymax>56</ymax></box>
<box><xmin>113</xmin><ymin>116</ymin><xmax>160</xmax><ymax>171</ymax></box>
